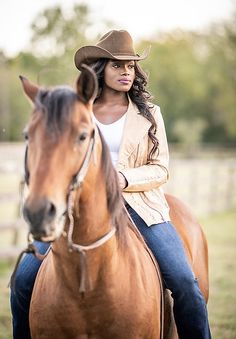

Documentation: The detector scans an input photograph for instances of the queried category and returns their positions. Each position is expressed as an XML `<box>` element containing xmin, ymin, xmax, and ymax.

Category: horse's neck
<box><xmin>50</xmin><ymin>194</ymin><xmax>116</xmax><ymax>292</ymax></box>
<box><xmin>71</xmin><ymin>137</ymin><xmax>112</xmax><ymax>244</ymax></box>
<box><xmin>73</xmin><ymin>183</ymin><xmax>111</xmax><ymax>244</ymax></box>
<box><xmin>50</xmin><ymin>146</ymin><xmax>120</xmax><ymax>288</ymax></box>
<box><xmin>51</xmin><ymin>170</ymin><xmax>113</xmax><ymax>268</ymax></box>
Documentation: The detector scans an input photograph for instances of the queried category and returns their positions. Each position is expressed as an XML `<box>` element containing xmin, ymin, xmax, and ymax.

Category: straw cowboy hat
<box><xmin>74</xmin><ymin>30</ymin><xmax>149</xmax><ymax>70</ymax></box>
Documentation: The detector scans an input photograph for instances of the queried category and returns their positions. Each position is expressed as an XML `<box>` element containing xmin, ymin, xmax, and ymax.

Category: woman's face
<box><xmin>103</xmin><ymin>60</ymin><xmax>135</xmax><ymax>92</ymax></box>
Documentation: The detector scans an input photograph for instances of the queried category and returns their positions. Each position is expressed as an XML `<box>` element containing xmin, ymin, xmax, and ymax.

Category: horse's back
<box><xmin>165</xmin><ymin>193</ymin><xmax>209</xmax><ymax>301</ymax></box>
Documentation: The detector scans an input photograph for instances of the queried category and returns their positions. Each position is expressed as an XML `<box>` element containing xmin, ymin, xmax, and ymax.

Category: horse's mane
<box><xmin>97</xmin><ymin>129</ymin><xmax>131</xmax><ymax>247</ymax></box>
<box><xmin>35</xmin><ymin>86</ymin><xmax>146</xmax><ymax>250</ymax></box>
<box><xmin>98</xmin><ymin>129</ymin><xmax>148</xmax><ymax>250</ymax></box>
<box><xmin>36</xmin><ymin>87</ymin><xmax>78</xmax><ymax>135</ymax></box>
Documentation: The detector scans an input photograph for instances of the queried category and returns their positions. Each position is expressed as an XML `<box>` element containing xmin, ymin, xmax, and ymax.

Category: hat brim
<box><xmin>74</xmin><ymin>45</ymin><xmax>149</xmax><ymax>70</ymax></box>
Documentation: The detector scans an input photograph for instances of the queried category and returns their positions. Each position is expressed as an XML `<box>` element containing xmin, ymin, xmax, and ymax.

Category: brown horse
<box><xmin>20</xmin><ymin>65</ymin><xmax>209</xmax><ymax>339</ymax></box>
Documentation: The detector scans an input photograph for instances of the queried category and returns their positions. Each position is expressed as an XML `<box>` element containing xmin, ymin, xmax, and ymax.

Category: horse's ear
<box><xmin>76</xmin><ymin>64</ymin><xmax>98</xmax><ymax>104</ymax></box>
<box><xmin>19</xmin><ymin>75</ymin><xmax>39</xmax><ymax>103</ymax></box>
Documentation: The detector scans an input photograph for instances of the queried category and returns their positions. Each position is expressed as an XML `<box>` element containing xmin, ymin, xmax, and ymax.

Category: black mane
<box><xmin>35</xmin><ymin>86</ymin><xmax>77</xmax><ymax>133</ymax></box>
<box><xmin>98</xmin><ymin>129</ymin><xmax>136</xmax><ymax>248</ymax></box>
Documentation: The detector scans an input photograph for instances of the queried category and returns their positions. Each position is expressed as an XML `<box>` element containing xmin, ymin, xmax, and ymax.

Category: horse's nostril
<box><xmin>46</xmin><ymin>202</ymin><xmax>56</xmax><ymax>219</ymax></box>
<box><xmin>23</xmin><ymin>198</ymin><xmax>57</xmax><ymax>227</ymax></box>
<box><xmin>23</xmin><ymin>204</ymin><xmax>33</xmax><ymax>224</ymax></box>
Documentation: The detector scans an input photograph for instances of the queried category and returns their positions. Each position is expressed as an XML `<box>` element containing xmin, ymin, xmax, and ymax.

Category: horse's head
<box><xmin>21</xmin><ymin>65</ymin><xmax>98</xmax><ymax>242</ymax></box>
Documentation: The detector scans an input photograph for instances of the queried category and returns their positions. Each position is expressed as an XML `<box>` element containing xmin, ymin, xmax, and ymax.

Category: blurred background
<box><xmin>0</xmin><ymin>1</ymin><xmax>236</xmax><ymax>338</ymax></box>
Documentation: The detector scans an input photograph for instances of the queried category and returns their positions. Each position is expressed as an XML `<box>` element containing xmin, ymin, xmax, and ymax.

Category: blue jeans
<box><xmin>10</xmin><ymin>207</ymin><xmax>211</xmax><ymax>339</ymax></box>
<box><xmin>127</xmin><ymin>205</ymin><xmax>211</xmax><ymax>339</ymax></box>
<box><xmin>10</xmin><ymin>241</ymin><xmax>50</xmax><ymax>339</ymax></box>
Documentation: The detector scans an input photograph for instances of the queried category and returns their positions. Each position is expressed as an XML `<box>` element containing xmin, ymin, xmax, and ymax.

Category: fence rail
<box><xmin>165</xmin><ymin>157</ymin><xmax>236</xmax><ymax>216</ymax></box>
<box><xmin>0</xmin><ymin>219</ymin><xmax>26</xmax><ymax>259</ymax></box>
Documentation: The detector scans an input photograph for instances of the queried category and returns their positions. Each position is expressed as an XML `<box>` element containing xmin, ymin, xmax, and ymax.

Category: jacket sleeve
<box><xmin>119</xmin><ymin>106</ymin><xmax>169</xmax><ymax>192</ymax></box>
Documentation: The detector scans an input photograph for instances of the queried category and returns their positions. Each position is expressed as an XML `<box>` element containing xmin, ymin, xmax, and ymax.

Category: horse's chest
<box><xmin>30</xmin><ymin>286</ymin><xmax>156</xmax><ymax>338</ymax></box>
<box><xmin>29</xmin><ymin>252</ymin><xmax>160</xmax><ymax>338</ymax></box>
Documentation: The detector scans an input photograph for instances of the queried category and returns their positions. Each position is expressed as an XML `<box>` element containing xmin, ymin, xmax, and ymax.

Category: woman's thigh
<box><xmin>127</xmin><ymin>205</ymin><xmax>195</xmax><ymax>290</ymax></box>
<box><xmin>12</xmin><ymin>241</ymin><xmax>50</xmax><ymax>301</ymax></box>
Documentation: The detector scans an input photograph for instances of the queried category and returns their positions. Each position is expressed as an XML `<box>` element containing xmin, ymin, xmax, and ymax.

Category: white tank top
<box><xmin>92</xmin><ymin>113</ymin><xmax>126</xmax><ymax>166</ymax></box>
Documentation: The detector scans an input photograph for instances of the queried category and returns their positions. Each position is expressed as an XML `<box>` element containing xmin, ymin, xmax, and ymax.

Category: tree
<box><xmin>1</xmin><ymin>3</ymin><xmax>236</xmax><ymax>144</ymax></box>
<box><xmin>30</xmin><ymin>4</ymin><xmax>91</xmax><ymax>57</ymax></box>
<box><xmin>140</xmin><ymin>31</ymin><xmax>209</xmax><ymax>143</ymax></box>
<box><xmin>139</xmin><ymin>12</ymin><xmax>236</xmax><ymax>146</ymax></box>
<box><xmin>202</xmin><ymin>8</ymin><xmax>236</xmax><ymax>142</ymax></box>
<box><xmin>1</xmin><ymin>3</ymin><xmax>112</xmax><ymax>141</ymax></box>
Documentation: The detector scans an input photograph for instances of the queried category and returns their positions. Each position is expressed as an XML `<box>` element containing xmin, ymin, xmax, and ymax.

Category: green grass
<box><xmin>201</xmin><ymin>209</ymin><xmax>236</xmax><ymax>339</ymax></box>
<box><xmin>0</xmin><ymin>209</ymin><xmax>236</xmax><ymax>338</ymax></box>
<box><xmin>0</xmin><ymin>260</ymin><xmax>13</xmax><ymax>339</ymax></box>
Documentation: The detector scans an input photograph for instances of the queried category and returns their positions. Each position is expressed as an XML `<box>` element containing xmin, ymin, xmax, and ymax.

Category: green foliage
<box><xmin>202</xmin><ymin>10</ymin><xmax>236</xmax><ymax>142</ymax></box>
<box><xmin>140</xmin><ymin>20</ymin><xmax>236</xmax><ymax>144</ymax></box>
<box><xmin>0</xmin><ymin>4</ymin><xmax>94</xmax><ymax>142</ymax></box>
<box><xmin>30</xmin><ymin>4</ymin><xmax>91</xmax><ymax>56</ymax></box>
<box><xmin>0</xmin><ymin>3</ymin><xmax>236</xmax><ymax>144</ymax></box>
<box><xmin>141</xmin><ymin>31</ymin><xmax>209</xmax><ymax>142</ymax></box>
<box><xmin>0</xmin><ymin>260</ymin><xmax>13</xmax><ymax>339</ymax></box>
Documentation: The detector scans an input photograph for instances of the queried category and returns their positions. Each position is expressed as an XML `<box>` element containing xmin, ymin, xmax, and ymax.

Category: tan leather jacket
<box><xmin>116</xmin><ymin>98</ymin><xmax>170</xmax><ymax>226</ymax></box>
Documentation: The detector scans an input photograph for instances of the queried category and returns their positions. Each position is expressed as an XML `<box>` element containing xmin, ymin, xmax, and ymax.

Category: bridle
<box><xmin>12</xmin><ymin>126</ymin><xmax>116</xmax><ymax>293</ymax></box>
<box><xmin>65</xmin><ymin>128</ymin><xmax>116</xmax><ymax>292</ymax></box>
<box><xmin>23</xmin><ymin>128</ymin><xmax>95</xmax><ymax>189</ymax></box>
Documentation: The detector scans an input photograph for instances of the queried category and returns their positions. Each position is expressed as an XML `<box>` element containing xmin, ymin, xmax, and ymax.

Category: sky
<box><xmin>0</xmin><ymin>0</ymin><xmax>234</xmax><ymax>57</ymax></box>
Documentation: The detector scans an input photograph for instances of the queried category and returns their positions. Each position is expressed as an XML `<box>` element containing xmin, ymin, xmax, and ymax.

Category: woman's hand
<box><xmin>118</xmin><ymin>172</ymin><xmax>128</xmax><ymax>190</ymax></box>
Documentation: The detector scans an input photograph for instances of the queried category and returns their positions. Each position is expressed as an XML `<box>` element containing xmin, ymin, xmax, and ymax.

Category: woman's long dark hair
<box><xmin>89</xmin><ymin>59</ymin><xmax>159</xmax><ymax>160</ymax></box>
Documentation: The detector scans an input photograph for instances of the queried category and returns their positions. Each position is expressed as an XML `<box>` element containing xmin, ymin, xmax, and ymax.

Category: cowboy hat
<box><xmin>74</xmin><ymin>30</ymin><xmax>149</xmax><ymax>70</ymax></box>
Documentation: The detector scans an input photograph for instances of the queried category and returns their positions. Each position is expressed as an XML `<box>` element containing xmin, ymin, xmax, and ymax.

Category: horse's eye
<box><xmin>78</xmin><ymin>132</ymin><xmax>88</xmax><ymax>142</ymax></box>
<box><xmin>23</xmin><ymin>131</ymin><xmax>29</xmax><ymax>141</ymax></box>
<box><xmin>22</xmin><ymin>126</ymin><xmax>29</xmax><ymax>141</ymax></box>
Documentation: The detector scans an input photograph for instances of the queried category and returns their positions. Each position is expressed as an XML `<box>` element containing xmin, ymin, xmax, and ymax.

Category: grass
<box><xmin>0</xmin><ymin>260</ymin><xmax>13</xmax><ymax>339</ymax></box>
<box><xmin>0</xmin><ymin>209</ymin><xmax>236</xmax><ymax>338</ymax></box>
<box><xmin>201</xmin><ymin>209</ymin><xmax>236</xmax><ymax>339</ymax></box>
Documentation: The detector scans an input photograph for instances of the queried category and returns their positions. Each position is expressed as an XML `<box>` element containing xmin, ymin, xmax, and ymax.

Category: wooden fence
<box><xmin>0</xmin><ymin>143</ymin><xmax>26</xmax><ymax>259</ymax></box>
<box><xmin>0</xmin><ymin>143</ymin><xmax>236</xmax><ymax>259</ymax></box>
<box><xmin>165</xmin><ymin>157</ymin><xmax>236</xmax><ymax>216</ymax></box>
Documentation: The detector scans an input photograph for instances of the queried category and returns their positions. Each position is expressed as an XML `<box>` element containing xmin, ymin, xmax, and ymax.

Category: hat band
<box><xmin>111</xmin><ymin>52</ymin><xmax>137</xmax><ymax>56</ymax></box>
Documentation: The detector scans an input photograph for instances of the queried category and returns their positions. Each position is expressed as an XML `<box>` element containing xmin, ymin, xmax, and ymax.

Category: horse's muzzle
<box><xmin>23</xmin><ymin>197</ymin><xmax>57</xmax><ymax>240</ymax></box>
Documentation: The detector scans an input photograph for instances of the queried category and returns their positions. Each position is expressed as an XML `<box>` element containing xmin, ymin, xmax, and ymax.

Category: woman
<box><xmin>11</xmin><ymin>30</ymin><xmax>211</xmax><ymax>339</ymax></box>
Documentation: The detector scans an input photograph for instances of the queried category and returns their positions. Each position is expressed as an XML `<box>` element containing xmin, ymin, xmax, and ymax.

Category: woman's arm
<box><xmin>119</xmin><ymin>106</ymin><xmax>169</xmax><ymax>192</ymax></box>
